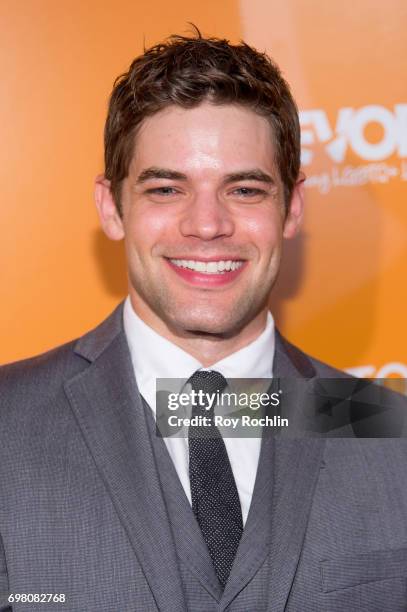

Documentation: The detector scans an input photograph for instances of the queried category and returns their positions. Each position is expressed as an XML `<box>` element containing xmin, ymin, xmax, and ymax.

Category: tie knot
<box><xmin>188</xmin><ymin>370</ymin><xmax>227</xmax><ymax>396</ymax></box>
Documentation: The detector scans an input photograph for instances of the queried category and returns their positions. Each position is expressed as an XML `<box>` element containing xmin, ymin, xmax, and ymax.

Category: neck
<box><xmin>129</xmin><ymin>297</ymin><xmax>268</xmax><ymax>367</ymax></box>
<box><xmin>168</xmin><ymin>317</ymin><xmax>268</xmax><ymax>366</ymax></box>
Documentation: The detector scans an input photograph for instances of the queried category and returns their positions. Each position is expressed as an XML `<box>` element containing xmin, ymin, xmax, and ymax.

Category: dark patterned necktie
<box><xmin>188</xmin><ymin>370</ymin><xmax>243</xmax><ymax>587</ymax></box>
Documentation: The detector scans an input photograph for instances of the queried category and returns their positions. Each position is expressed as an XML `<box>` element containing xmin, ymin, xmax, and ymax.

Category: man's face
<box><xmin>97</xmin><ymin>102</ymin><xmax>303</xmax><ymax>340</ymax></box>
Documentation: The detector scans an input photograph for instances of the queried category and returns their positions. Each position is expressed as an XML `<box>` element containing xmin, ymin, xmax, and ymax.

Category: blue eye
<box><xmin>237</xmin><ymin>188</ymin><xmax>257</xmax><ymax>195</ymax></box>
<box><xmin>147</xmin><ymin>187</ymin><xmax>178</xmax><ymax>195</ymax></box>
<box><xmin>234</xmin><ymin>187</ymin><xmax>266</xmax><ymax>196</ymax></box>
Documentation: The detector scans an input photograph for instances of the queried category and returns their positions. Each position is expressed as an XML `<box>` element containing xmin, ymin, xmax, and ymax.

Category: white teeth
<box><xmin>206</xmin><ymin>262</ymin><xmax>218</xmax><ymax>273</ymax></box>
<box><xmin>169</xmin><ymin>259</ymin><xmax>244</xmax><ymax>274</ymax></box>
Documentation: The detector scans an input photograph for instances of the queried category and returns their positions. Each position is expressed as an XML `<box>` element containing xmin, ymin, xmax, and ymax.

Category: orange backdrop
<box><xmin>1</xmin><ymin>0</ymin><xmax>406</xmax><ymax>379</ymax></box>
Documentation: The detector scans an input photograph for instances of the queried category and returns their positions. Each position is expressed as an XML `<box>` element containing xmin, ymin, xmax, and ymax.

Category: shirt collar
<box><xmin>123</xmin><ymin>296</ymin><xmax>275</xmax><ymax>412</ymax></box>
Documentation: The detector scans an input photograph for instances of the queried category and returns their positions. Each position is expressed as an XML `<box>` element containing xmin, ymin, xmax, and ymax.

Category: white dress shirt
<box><xmin>123</xmin><ymin>296</ymin><xmax>275</xmax><ymax>525</ymax></box>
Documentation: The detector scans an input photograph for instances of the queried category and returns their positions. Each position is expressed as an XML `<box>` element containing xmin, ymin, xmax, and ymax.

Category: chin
<box><xmin>170</xmin><ymin>309</ymin><xmax>245</xmax><ymax>338</ymax></box>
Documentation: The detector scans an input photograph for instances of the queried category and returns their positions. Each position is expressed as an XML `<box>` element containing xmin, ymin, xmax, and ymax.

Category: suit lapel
<box><xmin>264</xmin><ymin>331</ymin><xmax>325</xmax><ymax>611</ymax></box>
<box><xmin>64</xmin><ymin>307</ymin><xmax>186</xmax><ymax>612</ymax></box>
<box><xmin>220</xmin><ymin>433</ymin><xmax>274</xmax><ymax>609</ymax></box>
<box><xmin>266</xmin><ymin>438</ymin><xmax>324</xmax><ymax>612</ymax></box>
<box><xmin>273</xmin><ymin>329</ymin><xmax>316</xmax><ymax>379</ymax></box>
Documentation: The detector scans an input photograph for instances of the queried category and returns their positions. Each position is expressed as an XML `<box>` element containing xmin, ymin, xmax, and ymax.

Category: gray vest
<box><xmin>142</xmin><ymin>398</ymin><xmax>274</xmax><ymax>611</ymax></box>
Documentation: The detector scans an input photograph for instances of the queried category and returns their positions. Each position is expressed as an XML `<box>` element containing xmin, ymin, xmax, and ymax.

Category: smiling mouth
<box><xmin>168</xmin><ymin>259</ymin><xmax>244</xmax><ymax>275</ymax></box>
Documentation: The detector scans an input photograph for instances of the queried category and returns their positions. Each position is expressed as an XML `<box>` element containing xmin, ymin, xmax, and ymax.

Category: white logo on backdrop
<box><xmin>346</xmin><ymin>362</ymin><xmax>407</xmax><ymax>379</ymax></box>
<box><xmin>300</xmin><ymin>104</ymin><xmax>407</xmax><ymax>193</ymax></box>
<box><xmin>346</xmin><ymin>362</ymin><xmax>407</xmax><ymax>397</ymax></box>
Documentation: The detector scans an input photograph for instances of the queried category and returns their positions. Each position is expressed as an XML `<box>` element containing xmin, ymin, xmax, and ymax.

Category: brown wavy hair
<box><xmin>104</xmin><ymin>29</ymin><xmax>300</xmax><ymax>214</ymax></box>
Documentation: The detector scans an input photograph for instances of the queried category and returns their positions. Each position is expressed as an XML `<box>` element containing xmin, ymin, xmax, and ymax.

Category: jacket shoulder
<box><xmin>0</xmin><ymin>340</ymin><xmax>87</xmax><ymax>409</ymax></box>
<box><xmin>0</xmin><ymin>303</ymin><xmax>124</xmax><ymax>418</ymax></box>
<box><xmin>277</xmin><ymin>332</ymin><xmax>352</xmax><ymax>379</ymax></box>
<box><xmin>306</xmin><ymin>353</ymin><xmax>352</xmax><ymax>378</ymax></box>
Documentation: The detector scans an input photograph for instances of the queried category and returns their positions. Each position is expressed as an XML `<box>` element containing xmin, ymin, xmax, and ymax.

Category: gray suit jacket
<box><xmin>1</xmin><ymin>303</ymin><xmax>407</xmax><ymax>611</ymax></box>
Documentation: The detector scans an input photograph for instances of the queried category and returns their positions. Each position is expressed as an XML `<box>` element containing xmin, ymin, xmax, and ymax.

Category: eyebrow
<box><xmin>136</xmin><ymin>167</ymin><xmax>187</xmax><ymax>183</ymax></box>
<box><xmin>135</xmin><ymin>166</ymin><xmax>276</xmax><ymax>186</ymax></box>
<box><xmin>223</xmin><ymin>170</ymin><xmax>275</xmax><ymax>185</ymax></box>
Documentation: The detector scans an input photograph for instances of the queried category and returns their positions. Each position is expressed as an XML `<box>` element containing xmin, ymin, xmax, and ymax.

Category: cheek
<box><xmin>126</xmin><ymin>207</ymin><xmax>175</xmax><ymax>249</ymax></box>
<box><xmin>240</xmin><ymin>212</ymin><xmax>283</xmax><ymax>253</ymax></box>
<box><xmin>143</xmin><ymin>209</ymin><xmax>174</xmax><ymax>233</ymax></box>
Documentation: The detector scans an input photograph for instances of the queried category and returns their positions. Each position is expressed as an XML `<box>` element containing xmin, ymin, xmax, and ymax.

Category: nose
<box><xmin>179</xmin><ymin>192</ymin><xmax>235</xmax><ymax>240</ymax></box>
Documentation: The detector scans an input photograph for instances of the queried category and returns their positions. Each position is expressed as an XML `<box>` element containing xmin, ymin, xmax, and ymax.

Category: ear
<box><xmin>283</xmin><ymin>172</ymin><xmax>305</xmax><ymax>239</ymax></box>
<box><xmin>94</xmin><ymin>175</ymin><xmax>124</xmax><ymax>240</ymax></box>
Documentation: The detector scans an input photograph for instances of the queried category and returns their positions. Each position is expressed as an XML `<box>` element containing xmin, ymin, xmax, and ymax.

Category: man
<box><xmin>1</xmin><ymin>32</ymin><xmax>407</xmax><ymax>612</ymax></box>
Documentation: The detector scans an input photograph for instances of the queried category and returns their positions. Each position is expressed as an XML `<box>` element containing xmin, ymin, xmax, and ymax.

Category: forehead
<box><xmin>130</xmin><ymin>102</ymin><xmax>278</xmax><ymax>178</ymax></box>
